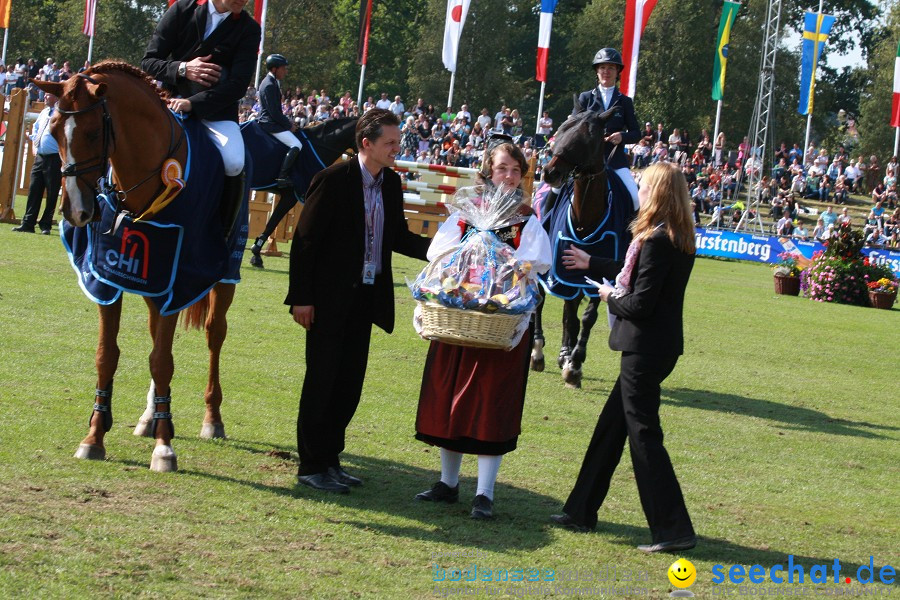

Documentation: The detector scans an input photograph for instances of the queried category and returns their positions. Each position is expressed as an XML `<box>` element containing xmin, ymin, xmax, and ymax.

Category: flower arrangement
<box><xmin>802</xmin><ymin>225</ymin><xmax>897</xmax><ymax>305</ymax></box>
<box><xmin>772</xmin><ymin>252</ymin><xmax>801</xmax><ymax>277</ymax></box>
<box><xmin>866</xmin><ymin>278</ymin><xmax>898</xmax><ymax>294</ymax></box>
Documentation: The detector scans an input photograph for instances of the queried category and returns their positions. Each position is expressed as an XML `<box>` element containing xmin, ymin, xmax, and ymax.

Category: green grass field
<box><xmin>0</xmin><ymin>226</ymin><xmax>896</xmax><ymax>599</ymax></box>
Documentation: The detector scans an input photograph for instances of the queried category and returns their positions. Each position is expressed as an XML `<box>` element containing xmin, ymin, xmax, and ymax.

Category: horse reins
<box><xmin>56</xmin><ymin>72</ymin><xmax>185</xmax><ymax>219</ymax></box>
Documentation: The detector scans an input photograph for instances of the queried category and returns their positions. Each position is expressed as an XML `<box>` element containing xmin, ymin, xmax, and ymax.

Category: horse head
<box><xmin>35</xmin><ymin>74</ymin><xmax>110</xmax><ymax>226</ymax></box>
<box><xmin>303</xmin><ymin>117</ymin><xmax>359</xmax><ymax>164</ymax></box>
<box><xmin>542</xmin><ymin>107</ymin><xmax>617</xmax><ymax>188</ymax></box>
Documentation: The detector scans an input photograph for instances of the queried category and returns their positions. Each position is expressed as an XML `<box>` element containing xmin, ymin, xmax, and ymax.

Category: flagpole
<box><xmin>356</xmin><ymin>64</ymin><xmax>366</xmax><ymax>107</ymax></box>
<box><xmin>894</xmin><ymin>127</ymin><xmax>899</xmax><ymax>158</ymax></box>
<box><xmin>535</xmin><ymin>81</ymin><xmax>546</xmax><ymax>134</ymax></box>
<box><xmin>712</xmin><ymin>99</ymin><xmax>723</xmax><ymax>157</ymax></box>
<box><xmin>2</xmin><ymin>29</ymin><xmax>8</xmax><ymax>66</ymax></box>
<box><xmin>802</xmin><ymin>0</ymin><xmax>824</xmax><ymax>166</ymax></box>
<box><xmin>254</xmin><ymin>0</ymin><xmax>268</xmax><ymax>87</ymax></box>
<box><xmin>447</xmin><ymin>71</ymin><xmax>455</xmax><ymax>111</ymax></box>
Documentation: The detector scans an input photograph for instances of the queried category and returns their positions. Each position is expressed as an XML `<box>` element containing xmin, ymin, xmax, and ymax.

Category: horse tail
<box><xmin>181</xmin><ymin>293</ymin><xmax>210</xmax><ymax>331</ymax></box>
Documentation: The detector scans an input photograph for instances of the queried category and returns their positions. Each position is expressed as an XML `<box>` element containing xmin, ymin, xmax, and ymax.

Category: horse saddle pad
<box><xmin>62</xmin><ymin>115</ymin><xmax>244</xmax><ymax>315</ymax></box>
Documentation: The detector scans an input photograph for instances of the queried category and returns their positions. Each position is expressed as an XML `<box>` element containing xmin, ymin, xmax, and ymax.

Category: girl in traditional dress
<box><xmin>413</xmin><ymin>143</ymin><xmax>551</xmax><ymax>520</ymax></box>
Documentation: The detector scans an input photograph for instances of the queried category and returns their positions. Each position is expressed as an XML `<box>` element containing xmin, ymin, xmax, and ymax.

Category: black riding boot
<box><xmin>275</xmin><ymin>146</ymin><xmax>301</xmax><ymax>189</ymax></box>
<box><xmin>220</xmin><ymin>169</ymin><xmax>246</xmax><ymax>240</ymax></box>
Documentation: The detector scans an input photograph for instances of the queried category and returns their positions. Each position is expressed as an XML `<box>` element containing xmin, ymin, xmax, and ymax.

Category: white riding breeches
<box><xmin>201</xmin><ymin>119</ymin><xmax>244</xmax><ymax>176</ymax></box>
<box><xmin>271</xmin><ymin>129</ymin><xmax>303</xmax><ymax>151</ymax></box>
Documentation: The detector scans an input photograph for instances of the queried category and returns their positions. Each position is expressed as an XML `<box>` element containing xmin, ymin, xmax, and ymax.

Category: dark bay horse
<box><xmin>35</xmin><ymin>61</ymin><xmax>248</xmax><ymax>471</ymax></box>
<box><xmin>241</xmin><ymin>117</ymin><xmax>357</xmax><ymax>267</ymax></box>
<box><xmin>532</xmin><ymin>107</ymin><xmax>636</xmax><ymax>388</ymax></box>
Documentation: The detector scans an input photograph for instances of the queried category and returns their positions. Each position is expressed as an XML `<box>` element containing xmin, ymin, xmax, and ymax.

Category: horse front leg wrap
<box><xmin>150</xmin><ymin>395</ymin><xmax>174</xmax><ymax>438</ymax></box>
<box><xmin>90</xmin><ymin>382</ymin><xmax>114</xmax><ymax>432</ymax></box>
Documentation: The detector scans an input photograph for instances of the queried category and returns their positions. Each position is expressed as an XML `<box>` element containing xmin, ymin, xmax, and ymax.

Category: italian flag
<box><xmin>892</xmin><ymin>39</ymin><xmax>900</xmax><ymax>128</ymax></box>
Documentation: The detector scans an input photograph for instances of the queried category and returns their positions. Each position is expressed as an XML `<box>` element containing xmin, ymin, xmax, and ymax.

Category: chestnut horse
<box><xmin>532</xmin><ymin>107</ymin><xmax>636</xmax><ymax>388</ymax></box>
<box><xmin>35</xmin><ymin>61</ymin><xmax>245</xmax><ymax>472</ymax></box>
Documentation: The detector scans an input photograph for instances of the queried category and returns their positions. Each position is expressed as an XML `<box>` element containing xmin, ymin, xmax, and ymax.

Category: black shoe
<box><xmin>415</xmin><ymin>481</ymin><xmax>459</xmax><ymax>503</ymax></box>
<box><xmin>12</xmin><ymin>225</ymin><xmax>34</xmax><ymax>233</ymax></box>
<box><xmin>328</xmin><ymin>466</ymin><xmax>362</xmax><ymax>487</ymax></box>
<box><xmin>296</xmin><ymin>472</ymin><xmax>350</xmax><ymax>494</ymax></box>
<box><xmin>40</xmin><ymin>229</ymin><xmax>51</xmax><ymax>235</ymax></box>
<box><xmin>471</xmin><ymin>494</ymin><xmax>493</xmax><ymax>520</ymax></box>
<box><xmin>637</xmin><ymin>535</ymin><xmax>697</xmax><ymax>554</ymax></box>
<box><xmin>550</xmin><ymin>513</ymin><xmax>592</xmax><ymax>533</ymax></box>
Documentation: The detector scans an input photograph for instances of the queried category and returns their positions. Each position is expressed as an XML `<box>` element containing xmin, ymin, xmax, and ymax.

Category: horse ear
<box><xmin>572</xmin><ymin>94</ymin><xmax>584</xmax><ymax>114</ymax></box>
<box><xmin>32</xmin><ymin>80</ymin><xmax>64</xmax><ymax>97</ymax></box>
<box><xmin>86</xmin><ymin>81</ymin><xmax>108</xmax><ymax>98</ymax></box>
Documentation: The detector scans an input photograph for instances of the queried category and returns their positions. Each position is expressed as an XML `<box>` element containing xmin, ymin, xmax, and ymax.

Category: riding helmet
<box><xmin>265</xmin><ymin>54</ymin><xmax>288</xmax><ymax>69</ymax></box>
<box><xmin>592</xmin><ymin>48</ymin><xmax>624</xmax><ymax>71</ymax></box>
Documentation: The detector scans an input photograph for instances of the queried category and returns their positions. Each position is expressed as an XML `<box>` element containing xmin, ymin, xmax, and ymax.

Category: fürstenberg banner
<box><xmin>694</xmin><ymin>228</ymin><xmax>900</xmax><ymax>277</ymax></box>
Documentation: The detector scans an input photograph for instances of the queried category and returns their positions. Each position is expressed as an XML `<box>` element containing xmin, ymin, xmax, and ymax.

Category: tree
<box><xmin>856</xmin><ymin>2</ymin><xmax>900</xmax><ymax>161</ymax></box>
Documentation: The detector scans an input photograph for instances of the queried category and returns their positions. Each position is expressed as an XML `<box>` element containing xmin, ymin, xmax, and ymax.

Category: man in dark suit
<box><xmin>13</xmin><ymin>93</ymin><xmax>61</xmax><ymax>235</ymax></box>
<box><xmin>141</xmin><ymin>0</ymin><xmax>261</xmax><ymax>228</ymax></box>
<box><xmin>574</xmin><ymin>48</ymin><xmax>641</xmax><ymax>208</ymax></box>
<box><xmin>286</xmin><ymin>109</ymin><xmax>430</xmax><ymax>493</ymax></box>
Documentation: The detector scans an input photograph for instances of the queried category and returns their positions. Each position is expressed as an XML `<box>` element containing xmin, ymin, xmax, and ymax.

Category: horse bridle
<box><xmin>56</xmin><ymin>74</ymin><xmax>115</xmax><ymax>195</ymax></box>
<box><xmin>56</xmin><ymin>73</ymin><xmax>184</xmax><ymax>218</ymax></box>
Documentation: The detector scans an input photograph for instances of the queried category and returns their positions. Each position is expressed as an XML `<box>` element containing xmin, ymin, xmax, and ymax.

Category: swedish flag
<box><xmin>798</xmin><ymin>11</ymin><xmax>836</xmax><ymax>116</ymax></box>
<box><xmin>712</xmin><ymin>1</ymin><xmax>741</xmax><ymax>102</ymax></box>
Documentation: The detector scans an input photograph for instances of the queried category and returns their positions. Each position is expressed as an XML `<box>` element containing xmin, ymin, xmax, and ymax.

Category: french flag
<box><xmin>535</xmin><ymin>0</ymin><xmax>558</xmax><ymax>83</ymax></box>
<box><xmin>620</xmin><ymin>0</ymin><xmax>658</xmax><ymax>97</ymax></box>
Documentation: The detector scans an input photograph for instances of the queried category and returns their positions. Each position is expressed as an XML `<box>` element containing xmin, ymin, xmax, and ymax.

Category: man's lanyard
<box><xmin>364</xmin><ymin>191</ymin><xmax>381</xmax><ymax>264</ymax></box>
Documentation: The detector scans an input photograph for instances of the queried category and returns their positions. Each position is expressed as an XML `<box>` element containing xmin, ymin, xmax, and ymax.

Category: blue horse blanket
<box><xmin>61</xmin><ymin>114</ymin><xmax>249</xmax><ymax>315</ymax></box>
<box><xmin>537</xmin><ymin>172</ymin><xmax>636</xmax><ymax>300</ymax></box>
<box><xmin>240</xmin><ymin>120</ymin><xmax>328</xmax><ymax>199</ymax></box>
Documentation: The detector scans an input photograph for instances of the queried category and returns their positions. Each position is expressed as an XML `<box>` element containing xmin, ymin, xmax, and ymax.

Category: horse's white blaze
<box><xmin>63</xmin><ymin>116</ymin><xmax>90</xmax><ymax>225</ymax></box>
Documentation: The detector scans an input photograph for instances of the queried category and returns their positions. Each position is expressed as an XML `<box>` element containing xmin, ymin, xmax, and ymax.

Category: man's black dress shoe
<box><xmin>12</xmin><ymin>225</ymin><xmax>34</xmax><ymax>233</ymax></box>
<box><xmin>296</xmin><ymin>472</ymin><xmax>350</xmax><ymax>494</ymax></box>
<box><xmin>415</xmin><ymin>481</ymin><xmax>459</xmax><ymax>503</ymax></box>
<box><xmin>637</xmin><ymin>535</ymin><xmax>697</xmax><ymax>554</ymax></box>
<box><xmin>40</xmin><ymin>229</ymin><xmax>51</xmax><ymax>235</ymax></box>
<box><xmin>471</xmin><ymin>494</ymin><xmax>493</xmax><ymax>520</ymax></box>
<box><xmin>328</xmin><ymin>466</ymin><xmax>362</xmax><ymax>486</ymax></box>
<box><xmin>550</xmin><ymin>513</ymin><xmax>592</xmax><ymax>533</ymax></box>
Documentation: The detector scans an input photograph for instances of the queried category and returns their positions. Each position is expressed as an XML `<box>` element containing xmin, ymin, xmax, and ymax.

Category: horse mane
<box><xmin>88</xmin><ymin>60</ymin><xmax>170</xmax><ymax>102</ymax></box>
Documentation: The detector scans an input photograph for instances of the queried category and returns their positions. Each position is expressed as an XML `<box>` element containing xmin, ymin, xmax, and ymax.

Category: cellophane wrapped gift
<box><xmin>410</xmin><ymin>184</ymin><xmax>542</xmax><ymax>317</ymax></box>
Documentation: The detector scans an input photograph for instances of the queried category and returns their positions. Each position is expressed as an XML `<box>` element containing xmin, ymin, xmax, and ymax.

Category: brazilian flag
<box><xmin>712</xmin><ymin>1</ymin><xmax>741</xmax><ymax>102</ymax></box>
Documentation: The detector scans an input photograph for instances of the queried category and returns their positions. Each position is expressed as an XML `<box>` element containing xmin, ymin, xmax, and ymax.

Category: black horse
<box><xmin>241</xmin><ymin>117</ymin><xmax>358</xmax><ymax>267</ymax></box>
<box><xmin>532</xmin><ymin>107</ymin><xmax>636</xmax><ymax>388</ymax></box>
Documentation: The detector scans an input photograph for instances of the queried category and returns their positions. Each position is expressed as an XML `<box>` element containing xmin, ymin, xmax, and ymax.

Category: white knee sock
<box><xmin>440</xmin><ymin>449</ymin><xmax>463</xmax><ymax>488</ymax></box>
<box><xmin>476</xmin><ymin>455</ymin><xmax>503</xmax><ymax>500</ymax></box>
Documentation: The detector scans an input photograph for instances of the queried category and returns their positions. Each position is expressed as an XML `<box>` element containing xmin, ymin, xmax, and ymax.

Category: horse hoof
<box><xmin>562</xmin><ymin>364</ymin><xmax>583</xmax><ymax>389</ymax></box>
<box><xmin>74</xmin><ymin>444</ymin><xmax>105</xmax><ymax>461</ymax></box>
<box><xmin>199</xmin><ymin>423</ymin><xmax>226</xmax><ymax>440</ymax></box>
<box><xmin>150</xmin><ymin>446</ymin><xmax>178</xmax><ymax>473</ymax></box>
<box><xmin>530</xmin><ymin>356</ymin><xmax>545</xmax><ymax>372</ymax></box>
<box><xmin>249</xmin><ymin>254</ymin><xmax>264</xmax><ymax>268</ymax></box>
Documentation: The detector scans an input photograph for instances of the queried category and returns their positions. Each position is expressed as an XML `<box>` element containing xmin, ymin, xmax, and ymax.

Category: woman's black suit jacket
<box><xmin>589</xmin><ymin>228</ymin><xmax>694</xmax><ymax>357</ymax></box>
<box><xmin>285</xmin><ymin>158</ymin><xmax>430</xmax><ymax>334</ymax></box>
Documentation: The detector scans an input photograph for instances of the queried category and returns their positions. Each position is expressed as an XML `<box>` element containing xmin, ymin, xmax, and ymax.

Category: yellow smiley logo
<box><xmin>668</xmin><ymin>558</ymin><xmax>697</xmax><ymax>588</ymax></box>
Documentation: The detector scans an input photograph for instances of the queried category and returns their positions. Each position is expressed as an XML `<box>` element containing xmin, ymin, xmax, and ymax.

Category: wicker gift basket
<box><xmin>418</xmin><ymin>301</ymin><xmax>528</xmax><ymax>350</ymax></box>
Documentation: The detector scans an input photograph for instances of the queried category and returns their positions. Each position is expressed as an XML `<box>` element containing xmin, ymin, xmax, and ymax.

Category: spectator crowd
<box><xmin>5</xmin><ymin>56</ymin><xmax>897</xmax><ymax>251</ymax></box>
